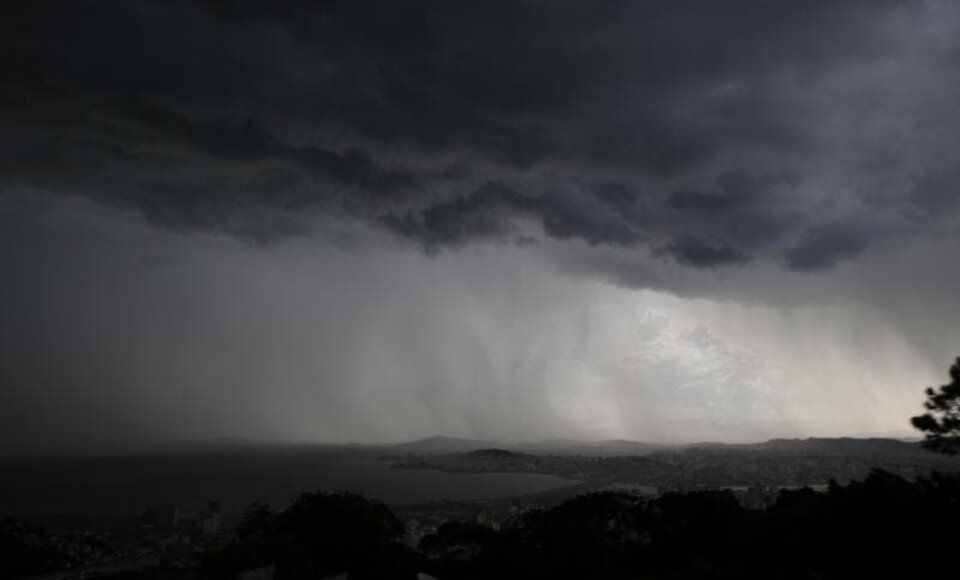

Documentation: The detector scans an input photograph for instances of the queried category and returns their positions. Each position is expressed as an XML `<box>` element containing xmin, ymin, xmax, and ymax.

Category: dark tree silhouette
<box><xmin>0</xmin><ymin>516</ymin><xmax>69</xmax><ymax>578</ymax></box>
<box><xmin>204</xmin><ymin>493</ymin><xmax>418</xmax><ymax>580</ymax></box>
<box><xmin>280</xmin><ymin>491</ymin><xmax>415</xmax><ymax>579</ymax></box>
<box><xmin>911</xmin><ymin>356</ymin><xmax>960</xmax><ymax>454</ymax></box>
<box><xmin>202</xmin><ymin>502</ymin><xmax>312</xmax><ymax>580</ymax></box>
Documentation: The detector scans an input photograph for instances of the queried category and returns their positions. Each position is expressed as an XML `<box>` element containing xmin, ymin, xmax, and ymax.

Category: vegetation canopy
<box><xmin>911</xmin><ymin>356</ymin><xmax>960</xmax><ymax>454</ymax></box>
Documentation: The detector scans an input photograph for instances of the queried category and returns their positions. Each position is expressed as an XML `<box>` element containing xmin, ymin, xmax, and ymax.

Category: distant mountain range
<box><xmin>394</xmin><ymin>435</ymin><xmax>920</xmax><ymax>456</ymax></box>
<box><xmin>394</xmin><ymin>436</ymin><xmax>918</xmax><ymax>457</ymax></box>
<box><xmin>28</xmin><ymin>435</ymin><xmax>920</xmax><ymax>460</ymax></box>
<box><xmin>694</xmin><ymin>437</ymin><xmax>921</xmax><ymax>455</ymax></box>
<box><xmin>395</xmin><ymin>436</ymin><xmax>503</xmax><ymax>453</ymax></box>
<box><xmin>395</xmin><ymin>435</ymin><xmax>669</xmax><ymax>456</ymax></box>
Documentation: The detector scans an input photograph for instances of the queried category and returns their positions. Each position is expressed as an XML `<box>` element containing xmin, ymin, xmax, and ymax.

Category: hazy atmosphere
<box><xmin>3</xmin><ymin>0</ymin><xmax>960</xmax><ymax>455</ymax></box>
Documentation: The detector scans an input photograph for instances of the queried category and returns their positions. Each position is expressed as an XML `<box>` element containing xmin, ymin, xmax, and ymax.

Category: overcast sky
<box><xmin>3</xmin><ymin>0</ymin><xmax>960</xmax><ymax>454</ymax></box>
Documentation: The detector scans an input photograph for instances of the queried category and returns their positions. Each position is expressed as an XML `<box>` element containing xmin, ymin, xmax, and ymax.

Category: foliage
<box><xmin>417</xmin><ymin>471</ymin><xmax>960</xmax><ymax>580</ymax></box>
<box><xmin>52</xmin><ymin>468</ymin><xmax>960</xmax><ymax>579</ymax></box>
<box><xmin>0</xmin><ymin>516</ymin><xmax>70</xmax><ymax>577</ymax></box>
<box><xmin>202</xmin><ymin>502</ymin><xmax>311</xmax><ymax>580</ymax></box>
<box><xmin>281</xmin><ymin>491</ymin><xmax>411</xmax><ymax>578</ymax></box>
<box><xmin>911</xmin><ymin>356</ymin><xmax>960</xmax><ymax>454</ymax></box>
<box><xmin>203</xmin><ymin>492</ymin><xmax>416</xmax><ymax>580</ymax></box>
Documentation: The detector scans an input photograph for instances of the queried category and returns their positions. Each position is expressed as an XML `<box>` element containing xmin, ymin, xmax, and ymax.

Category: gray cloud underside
<box><xmin>5</xmin><ymin>191</ymin><xmax>955</xmax><ymax>453</ymax></box>
<box><xmin>3</xmin><ymin>0</ymin><xmax>960</xmax><ymax>274</ymax></box>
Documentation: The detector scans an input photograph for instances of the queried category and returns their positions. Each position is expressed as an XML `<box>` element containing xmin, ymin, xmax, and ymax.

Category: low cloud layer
<box><xmin>1</xmin><ymin>193</ymin><xmax>956</xmax><ymax>453</ymax></box>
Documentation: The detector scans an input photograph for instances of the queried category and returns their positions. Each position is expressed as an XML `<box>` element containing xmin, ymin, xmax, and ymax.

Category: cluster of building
<box><xmin>397</xmin><ymin>500</ymin><xmax>547</xmax><ymax>547</ymax></box>
<box><xmin>17</xmin><ymin>500</ymin><xmax>231</xmax><ymax>580</ymax></box>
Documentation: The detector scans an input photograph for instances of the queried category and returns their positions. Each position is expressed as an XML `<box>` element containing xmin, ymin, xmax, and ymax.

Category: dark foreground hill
<box><xmin>10</xmin><ymin>469</ymin><xmax>958</xmax><ymax>579</ymax></box>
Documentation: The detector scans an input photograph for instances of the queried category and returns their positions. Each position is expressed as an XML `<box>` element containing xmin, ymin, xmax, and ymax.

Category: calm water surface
<box><xmin>0</xmin><ymin>450</ymin><xmax>577</xmax><ymax>517</ymax></box>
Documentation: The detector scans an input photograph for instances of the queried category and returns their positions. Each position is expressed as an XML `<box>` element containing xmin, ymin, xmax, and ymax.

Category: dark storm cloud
<box><xmin>784</xmin><ymin>222</ymin><xmax>877</xmax><ymax>272</ymax></box>
<box><xmin>380</xmin><ymin>182</ymin><xmax>530</xmax><ymax>249</ymax></box>
<box><xmin>910</xmin><ymin>165</ymin><xmax>960</xmax><ymax>216</ymax></box>
<box><xmin>3</xmin><ymin>0</ymin><xmax>959</xmax><ymax>272</ymax></box>
<box><xmin>660</xmin><ymin>236</ymin><xmax>746</xmax><ymax>269</ymax></box>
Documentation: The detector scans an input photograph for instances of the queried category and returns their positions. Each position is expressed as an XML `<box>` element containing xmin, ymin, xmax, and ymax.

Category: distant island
<box><xmin>395</xmin><ymin>435</ymin><xmax>673</xmax><ymax>456</ymax></box>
